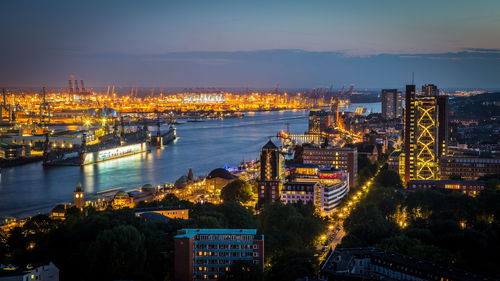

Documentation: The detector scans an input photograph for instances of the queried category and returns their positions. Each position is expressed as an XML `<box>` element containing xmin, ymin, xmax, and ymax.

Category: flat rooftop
<box><xmin>174</xmin><ymin>228</ymin><xmax>257</xmax><ymax>239</ymax></box>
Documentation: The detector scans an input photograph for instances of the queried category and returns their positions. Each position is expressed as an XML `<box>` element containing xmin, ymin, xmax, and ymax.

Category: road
<box><xmin>317</xmin><ymin>222</ymin><xmax>347</xmax><ymax>260</ymax></box>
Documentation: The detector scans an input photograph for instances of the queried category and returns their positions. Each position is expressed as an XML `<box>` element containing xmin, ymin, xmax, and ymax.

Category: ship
<box><xmin>43</xmin><ymin>127</ymin><xmax>151</xmax><ymax>166</ymax></box>
<box><xmin>79</xmin><ymin>141</ymin><xmax>150</xmax><ymax>165</ymax></box>
<box><xmin>151</xmin><ymin>125</ymin><xmax>176</xmax><ymax>147</ymax></box>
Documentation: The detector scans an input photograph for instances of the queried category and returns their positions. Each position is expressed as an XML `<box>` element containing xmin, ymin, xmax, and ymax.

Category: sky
<box><xmin>1</xmin><ymin>0</ymin><xmax>499</xmax><ymax>89</ymax></box>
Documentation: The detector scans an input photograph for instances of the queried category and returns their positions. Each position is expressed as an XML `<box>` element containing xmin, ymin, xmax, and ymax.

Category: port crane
<box><xmin>39</xmin><ymin>87</ymin><xmax>51</xmax><ymax>126</ymax></box>
<box><xmin>1</xmin><ymin>88</ymin><xmax>13</xmax><ymax>122</ymax></box>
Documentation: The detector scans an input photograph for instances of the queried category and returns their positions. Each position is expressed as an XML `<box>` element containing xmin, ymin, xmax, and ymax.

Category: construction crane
<box><xmin>1</xmin><ymin>88</ymin><xmax>12</xmax><ymax>122</ymax></box>
<box><xmin>345</xmin><ymin>84</ymin><xmax>354</xmax><ymax>95</ymax></box>
<box><xmin>39</xmin><ymin>87</ymin><xmax>51</xmax><ymax>127</ymax></box>
<box><xmin>338</xmin><ymin>84</ymin><xmax>345</xmax><ymax>95</ymax></box>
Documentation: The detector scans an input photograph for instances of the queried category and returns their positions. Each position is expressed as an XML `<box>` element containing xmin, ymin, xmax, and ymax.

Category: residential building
<box><xmin>381</xmin><ymin>89</ymin><xmax>402</xmax><ymax>119</ymax></box>
<box><xmin>353</xmin><ymin>143</ymin><xmax>378</xmax><ymax>164</ymax></box>
<box><xmin>280</xmin><ymin>181</ymin><xmax>318</xmax><ymax>205</ymax></box>
<box><xmin>174</xmin><ymin>229</ymin><xmax>264</xmax><ymax>281</ymax></box>
<box><xmin>286</xmin><ymin>164</ymin><xmax>350</xmax><ymax>214</ymax></box>
<box><xmin>308</xmin><ymin>110</ymin><xmax>333</xmax><ymax>135</ymax></box>
<box><xmin>50</xmin><ymin>204</ymin><xmax>67</xmax><ymax>220</ymax></box>
<box><xmin>439</xmin><ymin>156</ymin><xmax>500</xmax><ymax>180</ymax></box>
<box><xmin>408</xmin><ymin>180</ymin><xmax>485</xmax><ymax>196</ymax></box>
<box><xmin>318</xmin><ymin>170</ymin><xmax>350</xmax><ymax>214</ymax></box>
<box><xmin>0</xmin><ymin>262</ymin><xmax>59</xmax><ymax>281</ymax></box>
<box><xmin>320</xmin><ymin>248</ymin><xmax>490</xmax><ymax>281</ymax></box>
<box><xmin>388</xmin><ymin>150</ymin><xmax>404</xmax><ymax>178</ymax></box>
<box><xmin>301</xmin><ymin>145</ymin><xmax>357</xmax><ymax>187</ymax></box>
<box><xmin>258</xmin><ymin>140</ymin><xmax>285</xmax><ymax>206</ymax></box>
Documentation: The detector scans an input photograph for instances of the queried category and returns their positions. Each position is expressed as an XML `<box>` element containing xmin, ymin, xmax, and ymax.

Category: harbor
<box><xmin>0</xmin><ymin>104</ymin><xmax>378</xmax><ymax>219</ymax></box>
<box><xmin>0</xmin><ymin>110</ymin><xmax>307</xmax><ymax>218</ymax></box>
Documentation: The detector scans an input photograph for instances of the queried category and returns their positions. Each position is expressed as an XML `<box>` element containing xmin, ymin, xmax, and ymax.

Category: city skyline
<box><xmin>1</xmin><ymin>0</ymin><xmax>500</xmax><ymax>88</ymax></box>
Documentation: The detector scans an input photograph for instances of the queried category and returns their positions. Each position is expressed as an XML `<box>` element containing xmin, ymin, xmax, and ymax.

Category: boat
<box><xmin>151</xmin><ymin>125</ymin><xmax>176</xmax><ymax>147</ymax></box>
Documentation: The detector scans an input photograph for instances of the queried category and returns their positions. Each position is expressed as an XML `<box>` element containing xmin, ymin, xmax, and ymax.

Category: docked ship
<box><xmin>43</xmin><ymin>127</ymin><xmax>151</xmax><ymax>166</ymax></box>
<box><xmin>79</xmin><ymin>140</ymin><xmax>150</xmax><ymax>165</ymax></box>
<box><xmin>151</xmin><ymin>125</ymin><xmax>176</xmax><ymax>147</ymax></box>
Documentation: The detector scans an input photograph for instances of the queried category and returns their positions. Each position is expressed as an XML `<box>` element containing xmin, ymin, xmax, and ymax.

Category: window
<box><xmin>253</xmin><ymin>244</ymin><xmax>258</xmax><ymax>249</ymax></box>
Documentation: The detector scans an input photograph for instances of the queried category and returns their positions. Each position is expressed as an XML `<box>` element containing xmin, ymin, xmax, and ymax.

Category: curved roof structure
<box><xmin>207</xmin><ymin>168</ymin><xmax>237</xmax><ymax>180</ymax></box>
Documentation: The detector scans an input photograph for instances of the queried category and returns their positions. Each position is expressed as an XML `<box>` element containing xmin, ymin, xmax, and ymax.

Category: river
<box><xmin>0</xmin><ymin>102</ymin><xmax>380</xmax><ymax>218</ymax></box>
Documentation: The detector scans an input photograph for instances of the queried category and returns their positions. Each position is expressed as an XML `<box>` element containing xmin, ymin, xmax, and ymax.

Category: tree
<box><xmin>374</xmin><ymin>169</ymin><xmax>403</xmax><ymax>189</ymax></box>
<box><xmin>259</xmin><ymin>202</ymin><xmax>325</xmax><ymax>259</ymax></box>
<box><xmin>87</xmin><ymin>225</ymin><xmax>147</xmax><ymax>280</ymax></box>
<box><xmin>221</xmin><ymin>179</ymin><xmax>253</xmax><ymax>203</ymax></box>
<box><xmin>266</xmin><ymin>248</ymin><xmax>316</xmax><ymax>281</ymax></box>
<box><xmin>485</xmin><ymin>178</ymin><xmax>500</xmax><ymax>191</ymax></box>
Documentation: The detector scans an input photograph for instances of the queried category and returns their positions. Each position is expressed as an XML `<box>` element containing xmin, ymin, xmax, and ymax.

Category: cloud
<box><xmin>1</xmin><ymin>48</ymin><xmax>499</xmax><ymax>88</ymax></box>
<box><xmin>463</xmin><ymin>48</ymin><xmax>500</xmax><ymax>53</ymax></box>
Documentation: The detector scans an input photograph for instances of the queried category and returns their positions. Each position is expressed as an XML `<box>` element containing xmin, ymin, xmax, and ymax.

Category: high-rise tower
<box><xmin>381</xmin><ymin>89</ymin><xmax>402</xmax><ymax>119</ymax></box>
<box><xmin>403</xmin><ymin>84</ymin><xmax>449</xmax><ymax>185</ymax></box>
<box><xmin>258</xmin><ymin>140</ymin><xmax>285</xmax><ymax>207</ymax></box>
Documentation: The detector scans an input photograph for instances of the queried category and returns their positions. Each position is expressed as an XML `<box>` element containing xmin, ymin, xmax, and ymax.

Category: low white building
<box><xmin>0</xmin><ymin>262</ymin><xmax>59</xmax><ymax>281</ymax></box>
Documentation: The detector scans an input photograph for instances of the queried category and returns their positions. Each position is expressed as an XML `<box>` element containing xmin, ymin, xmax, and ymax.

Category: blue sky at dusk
<box><xmin>1</xmin><ymin>0</ymin><xmax>499</xmax><ymax>88</ymax></box>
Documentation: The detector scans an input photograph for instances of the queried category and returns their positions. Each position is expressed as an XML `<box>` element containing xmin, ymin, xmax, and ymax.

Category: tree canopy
<box><xmin>220</xmin><ymin>179</ymin><xmax>254</xmax><ymax>203</ymax></box>
<box><xmin>339</xmin><ymin>168</ymin><xmax>500</xmax><ymax>278</ymax></box>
